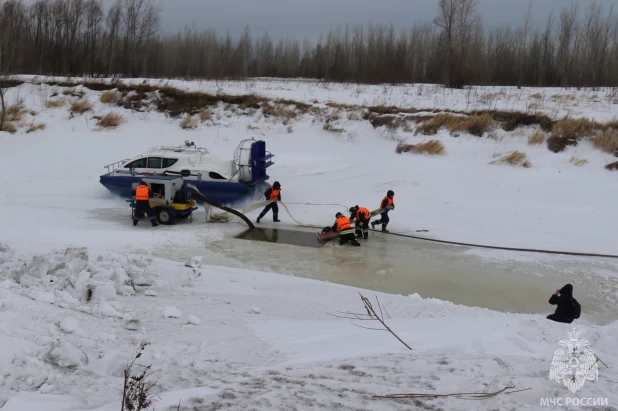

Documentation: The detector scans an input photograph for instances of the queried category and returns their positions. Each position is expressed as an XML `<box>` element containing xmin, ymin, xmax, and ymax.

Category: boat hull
<box><xmin>100</xmin><ymin>174</ymin><xmax>263</xmax><ymax>205</ymax></box>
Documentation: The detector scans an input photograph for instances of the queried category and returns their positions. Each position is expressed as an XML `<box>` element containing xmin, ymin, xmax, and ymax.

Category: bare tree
<box><xmin>516</xmin><ymin>3</ymin><xmax>533</xmax><ymax>88</ymax></box>
<box><xmin>434</xmin><ymin>0</ymin><xmax>481</xmax><ymax>87</ymax></box>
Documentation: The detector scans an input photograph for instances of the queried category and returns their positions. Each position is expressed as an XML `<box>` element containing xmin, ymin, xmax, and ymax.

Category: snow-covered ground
<box><xmin>1</xmin><ymin>79</ymin><xmax>618</xmax><ymax>410</ymax></box>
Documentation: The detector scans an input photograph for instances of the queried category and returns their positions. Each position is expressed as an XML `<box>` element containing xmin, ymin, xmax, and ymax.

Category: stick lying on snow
<box><xmin>327</xmin><ymin>293</ymin><xmax>412</xmax><ymax>350</ymax></box>
<box><xmin>373</xmin><ymin>386</ymin><xmax>531</xmax><ymax>400</ymax></box>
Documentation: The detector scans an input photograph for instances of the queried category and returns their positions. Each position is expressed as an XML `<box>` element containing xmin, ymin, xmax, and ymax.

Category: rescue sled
<box><xmin>317</xmin><ymin>227</ymin><xmax>339</xmax><ymax>242</ymax></box>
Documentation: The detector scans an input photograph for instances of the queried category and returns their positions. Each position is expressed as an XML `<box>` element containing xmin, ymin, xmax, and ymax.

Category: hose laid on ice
<box><xmin>279</xmin><ymin>202</ymin><xmax>323</xmax><ymax>229</ymax></box>
<box><xmin>367</xmin><ymin>228</ymin><xmax>618</xmax><ymax>259</ymax></box>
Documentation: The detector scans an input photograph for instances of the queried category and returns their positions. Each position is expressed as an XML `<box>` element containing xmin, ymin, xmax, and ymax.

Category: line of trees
<box><xmin>1</xmin><ymin>0</ymin><xmax>618</xmax><ymax>87</ymax></box>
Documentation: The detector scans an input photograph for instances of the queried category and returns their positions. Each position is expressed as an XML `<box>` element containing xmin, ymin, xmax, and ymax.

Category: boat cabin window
<box><xmin>147</xmin><ymin>157</ymin><xmax>163</xmax><ymax>169</ymax></box>
<box><xmin>162</xmin><ymin>158</ymin><xmax>178</xmax><ymax>168</ymax></box>
<box><xmin>124</xmin><ymin>158</ymin><xmax>147</xmax><ymax>169</ymax></box>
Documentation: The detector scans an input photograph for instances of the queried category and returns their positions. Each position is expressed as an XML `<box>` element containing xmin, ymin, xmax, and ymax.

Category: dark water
<box><xmin>235</xmin><ymin>228</ymin><xmax>324</xmax><ymax>248</ymax></box>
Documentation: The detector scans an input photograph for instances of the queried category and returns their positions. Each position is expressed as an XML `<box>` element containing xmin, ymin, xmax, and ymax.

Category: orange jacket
<box><xmin>269</xmin><ymin>188</ymin><xmax>281</xmax><ymax>201</ymax></box>
<box><xmin>136</xmin><ymin>185</ymin><xmax>150</xmax><ymax>201</ymax></box>
<box><xmin>336</xmin><ymin>215</ymin><xmax>352</xmax><ymax>232</ymax></box>
<box><xmin>355</xmin><ymin>207</ymin><xmax>370</xmax><ymax>221</ymax></box>
<box><xmin>381</xmin><ymin>196</ymin><xmax>394</xmax><ymax>209</ymax></box>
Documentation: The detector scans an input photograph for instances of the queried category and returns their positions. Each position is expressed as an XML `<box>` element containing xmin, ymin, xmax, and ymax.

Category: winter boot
<box><xmin>371</xmin><ymin>221</ymin><xmax>378</xmax><ymax>229</ymax></box>
<box><xmin>381</xmin><ymin>225</ymin><xmax>389</xmax><ymax>233</ymax></box>
<box><xmin>133</xmin><ymin>219</ymin><xmax>138</xmax><ymax>226</ymax></box>
<box><xmin>351</xmin><ymin>239</ymin><xmax>361</xmax><ymax>246</ymax></box>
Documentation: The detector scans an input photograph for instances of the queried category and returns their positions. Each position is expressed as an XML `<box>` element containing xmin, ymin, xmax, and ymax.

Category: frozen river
<box><xmin>153</xmin><ymin>223</ymin><xmax>618</xmax><ymax>326</ymax></box>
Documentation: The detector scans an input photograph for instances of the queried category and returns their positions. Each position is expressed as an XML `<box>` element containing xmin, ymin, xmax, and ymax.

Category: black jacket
<box><xmin>264</xmin><ymin>187</ymin><xmax>281</xmax><ymax>201</ymax></box>
<box><xmin>549</xmin><ymin>284</ymin><xmax>576</xmax><ymax>320</ymax></box>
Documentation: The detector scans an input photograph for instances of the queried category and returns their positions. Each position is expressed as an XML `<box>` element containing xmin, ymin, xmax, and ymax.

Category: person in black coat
<box><xmin>547</xmin><ymin>284</ymin><xmax>579</xmax><ymax>324</ymax></box>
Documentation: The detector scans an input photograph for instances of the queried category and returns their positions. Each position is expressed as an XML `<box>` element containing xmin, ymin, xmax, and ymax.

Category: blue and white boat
<box><xmin>100</xmin><ymin>139</ymin><xmax>274</xmax><ymax>205</ymax></box>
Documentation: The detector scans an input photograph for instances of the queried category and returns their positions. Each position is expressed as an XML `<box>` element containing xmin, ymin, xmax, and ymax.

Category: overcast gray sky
<box><xmin>154</xmin><ymin>0</ymin><xmax>617</xmax><ymax>39</ymax></box>
<box><xmin>33</xmin><ymin>0</ymin><xmax>617</xmax><ymax>40</ymax></box>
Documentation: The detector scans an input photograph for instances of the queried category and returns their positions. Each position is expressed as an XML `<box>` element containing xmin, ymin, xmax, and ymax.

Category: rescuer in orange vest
<box><xmin>349</xmin><ymin>205</ymin><xmax>371</xmax><ymax>239</ymax></box>
<box><xmin>371</xmin><ymin>190</ymin><xmax>394</xmax><ymax>232</ymax></box>
<box><xmin>257</xmin><ymin>181</ymin><xmax>281</xmax><ymax>223</ymax></box>
<box><xmin>332</xmin><ymin>212</ymin><xmax>360</xmax><ymax>246</ymax></box>
<box><xmin>132</xmin><ymin>181</ymin><xmax>158</xmax><ymax>227</ymax></box>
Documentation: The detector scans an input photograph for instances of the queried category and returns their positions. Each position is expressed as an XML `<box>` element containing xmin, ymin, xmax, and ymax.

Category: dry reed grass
<box><xmin>552</xmin><ymin>117</ymin><xmax>598</xmax><ymax>140</ymax></box>
<box><xmin>605</xmin><ymin>161</ymin><xmax>618</xmax><ymax>171</ymax></box>
<box><xmin>323</xmin><ymin>122</ymin><xmax>344</xmax><ymax>133</ymax></box>
<box><xmin>26</xmin><ymin>122</ymin><xmax>46</xmax><ymax>133</ymax></box>
<box><xmin>100</xmin><ymin>90</ymin><xmax>118</xmax><ymax>104</ymax></box>
<box><xmin>592</xmin><ymin>129</ymin><xmax>618</xmax><ymax>154</ymax></box>
<box><xmin>6</xmin><ymin>104</ymin><xmax>26</xmax><ymax>122</ymax></box>
<box><xmin>396</xmin><ymin>140</ymin><xmax>445</xmax><ymax>156</ymax></box>
<box><xmin>527</xmin><ymin>130</ymin><xmax>546</xmax><ymax>146</ymax></box>
<box><xmin>570</xmin><ymin>156</ymin><xmax>589</xmax><ymax>166</ymax></box>
<box><xmin>490</xmin><ymin>151</ymin><xmax>531</xmax><ymax>167</ymax></box>
<box><xmin>199</xmin><ymin>108</ymin><xmax>213</xmax><ymax>121</ymax></box>
<box><xmin>262</xmin><ymin>103</ymin><xmax>297</xmax><ymax>124</ymax></box>
<box><xmin>45</xmin><ymin>99</ymin><xmax>65</xmax><ymax>108</ymax></box>
<box><xmin>70</xmin><ymin>99</ymin><xmax>92</xmax><ymax>114</ymax></box>
<box><xmin>97</xmin><ymin>112</ymin><xmax>124</xmax><ymax>128</ymax></box>
<box><xmin>417</xmin><ymin>113</ymin><xmax>492</xmax><ymax>136</ymax></box>
<box><xmin>1</xmin><ymin>122</ymin><xmax>17</xmax><ymax>133</ymax></box>
<box><xmin>180</xmin><ymin>115</ymin><xmax>199</xmax><ymax>129</ymax></box>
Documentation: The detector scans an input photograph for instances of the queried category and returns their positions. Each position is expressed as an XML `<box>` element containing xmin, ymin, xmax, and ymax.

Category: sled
<box><xmin>317</xmin><ymin>227</ymin><xmax>339</xmax><ymax>242</ymax></box>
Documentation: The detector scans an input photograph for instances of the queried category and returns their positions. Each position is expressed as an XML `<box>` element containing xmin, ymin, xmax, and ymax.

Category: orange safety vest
<box><xmin>269</xmin><ymin>187</ymin><xmax>280</xmax><ymax>201</ymax></box>
<box><xmin>336</xmin><ymin>215</ymin><xmax>352</xmax><ymax>232</ymax></box>
<box><xmin>381</xmin><ymin>196</ymin><xmax>394</xmax><ymax>208</ymax></box>
<box><xmin>136</xmin><ymin>185</ymin><xmax>150</xmax><ymax>201</ymax></box>
<box><xmin>356</xmin><ymin>207</ymin><xmax>370</xmax><ymax>220</ymax></box>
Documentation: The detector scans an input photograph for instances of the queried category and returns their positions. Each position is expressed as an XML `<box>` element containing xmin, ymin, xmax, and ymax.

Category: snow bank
<box><xmin>45</xmin><ymin>340</ymin><xmax>88</xmax><ymax>369</ymax></box>
<box><xmin>59</xmin><ymin>317</ymin><xmax>79</xmax><ymax>333</ymax></box>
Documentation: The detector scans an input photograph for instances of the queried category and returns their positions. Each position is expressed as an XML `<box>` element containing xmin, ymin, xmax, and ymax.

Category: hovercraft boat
<box><xmin>99</xmin><ymin>139</ymin><xmax>274</xmax><ymax>205</ymax></box>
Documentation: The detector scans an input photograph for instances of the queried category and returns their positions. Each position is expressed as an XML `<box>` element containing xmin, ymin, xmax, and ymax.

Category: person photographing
<box><xmin>547</xmin><ymin>284</ymin><xmax>580</xmax><ymax>324</ymax></box>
